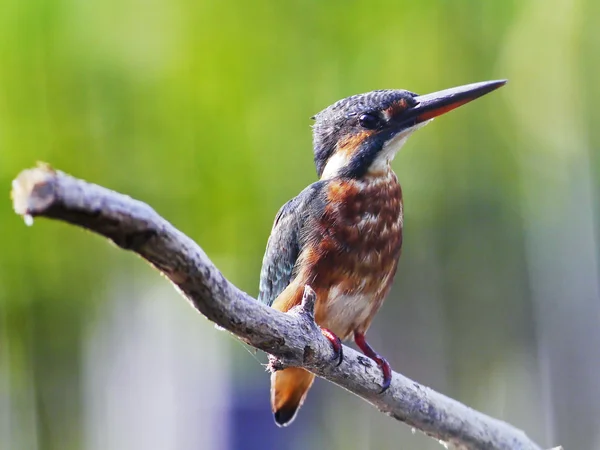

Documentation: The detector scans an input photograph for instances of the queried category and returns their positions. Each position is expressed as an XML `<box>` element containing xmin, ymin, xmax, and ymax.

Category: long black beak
<box><xmin>405</xmin><ymin>80</ymin><xmax>507</xmax><ymax>124</ymax></box>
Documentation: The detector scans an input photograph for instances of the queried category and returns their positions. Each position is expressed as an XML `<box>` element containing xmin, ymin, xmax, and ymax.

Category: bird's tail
<box><xmin>270</xmin><ymin>367</ymin><xmax>315</xmax><ymax>427</ymax></box>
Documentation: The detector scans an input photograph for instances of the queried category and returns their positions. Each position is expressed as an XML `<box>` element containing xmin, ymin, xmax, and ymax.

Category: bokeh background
<box><xmin>1</xmin><ymin>0</ymin><xmax>599</xmax><ymax>449</ymax></box>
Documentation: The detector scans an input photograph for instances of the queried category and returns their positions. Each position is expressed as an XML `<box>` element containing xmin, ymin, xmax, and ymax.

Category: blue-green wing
<box><xmin>258</xmin><ymin>182</ymin><xmax>325</xmax><ymax>307</ymax></box>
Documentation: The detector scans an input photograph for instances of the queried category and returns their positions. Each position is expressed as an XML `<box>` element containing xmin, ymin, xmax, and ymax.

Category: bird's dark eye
<box><xmin>358</xmin><ymin>113</ymin><xmax>380</xmax><ymax>129</ymax></box>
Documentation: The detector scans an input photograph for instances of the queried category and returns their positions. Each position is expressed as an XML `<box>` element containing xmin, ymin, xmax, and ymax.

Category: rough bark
<box><xmin>11</xmin><ymin>165</ymin><xmax>559</xmax><ymax>450</ymax></box>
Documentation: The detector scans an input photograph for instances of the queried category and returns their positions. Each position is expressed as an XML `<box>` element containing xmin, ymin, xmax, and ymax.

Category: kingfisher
<box><xmin>258</xmin><ymin>80</ymin><xmax>506</xmax><ymax>427</ymax></box>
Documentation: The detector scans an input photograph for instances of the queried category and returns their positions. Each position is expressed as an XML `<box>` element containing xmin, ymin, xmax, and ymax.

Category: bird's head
<box><xmin>311</xmin><ymin>80</ymin><xmax>506</xmax><ymax>179</ymax></box>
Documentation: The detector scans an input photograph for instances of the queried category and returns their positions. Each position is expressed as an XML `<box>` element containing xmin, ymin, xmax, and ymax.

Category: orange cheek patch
<box><xmin>384</xmin><ymin>99</ymin><xmax>409</xmax><ymax>118</ymax></box>
<box><xmin>336</xmin><ymin>130</ymin><xmax>373</xmax><ymax>158</ymax></box>
<box><xmin>417</xmin><ymin>98</ymin><xmax>471</xmax><ymax>122</ymax></box>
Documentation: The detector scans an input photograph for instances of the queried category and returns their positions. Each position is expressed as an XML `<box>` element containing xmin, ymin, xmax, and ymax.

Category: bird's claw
<box><xmin>354</xmin><ymin>331</ymin><xmax>392</xmax><ymax>393</ymax></box>
<box><xmin>320</xmin><ymin>327</ymin><xmax>343</xmax><ymax>366</ymax></box>
<box><xmin>377</xmin><ymin>357</ymin><xmax>392</xmax><ymax>393</ymax></box>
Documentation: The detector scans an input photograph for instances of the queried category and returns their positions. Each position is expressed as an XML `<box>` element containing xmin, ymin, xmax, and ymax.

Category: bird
<box><xmin>258</xmin><ymin>79</ymin><xmax>506</xmax><ymax>427</ymax></box>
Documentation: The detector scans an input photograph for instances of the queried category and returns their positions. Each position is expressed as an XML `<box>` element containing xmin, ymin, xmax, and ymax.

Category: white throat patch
<box><xmin>320</xmin><ymin>120</ymin><xmax>432</xmax><ymax>179</ymax></box>
<box><xmin>369</xmin><ymin>120</ymin><xmax>432</xmax><ymax>173</ymax></box>
<box><xmin>321</xmin><ymin>151</ymin><xmax>350</xmax><ymax>179</ymax></box>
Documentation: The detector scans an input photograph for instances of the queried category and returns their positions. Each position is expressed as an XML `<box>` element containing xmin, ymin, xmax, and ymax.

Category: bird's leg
<box><xmin>354</xmin><ymin>331</ymin><xmax>392</xmax><ymax>393</ymax></box>
<box><xmin>320</xmin><ymin>327</ymin><xmax>343</xmax><ymax>366</ymax></box>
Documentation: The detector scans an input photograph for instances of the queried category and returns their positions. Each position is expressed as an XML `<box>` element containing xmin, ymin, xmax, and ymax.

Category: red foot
<box><xmin>320</xmin><ymin>327</ymin><xmax>343</xmax><ymax>366</ymax></box>
<box><xmin>354</xmin><ymin>331</ymin><xmax>392</xmax><ymax>393</ymax></box>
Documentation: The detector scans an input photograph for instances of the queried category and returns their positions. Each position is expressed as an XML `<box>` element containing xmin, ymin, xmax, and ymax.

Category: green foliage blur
<box><xmin>2</xmin><ymin>0</ymin><xmax>599</xmax><ymax>449</ymax></box>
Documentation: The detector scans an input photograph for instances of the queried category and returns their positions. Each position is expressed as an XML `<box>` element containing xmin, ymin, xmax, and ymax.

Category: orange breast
<box><xmin>298</xmin><ymin>170</ymin><xmax>403</xmax><ymax>339</ymax></box>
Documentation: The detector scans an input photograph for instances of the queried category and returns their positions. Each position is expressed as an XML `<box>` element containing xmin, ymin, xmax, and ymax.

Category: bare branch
<box><xmin>11</xmin><ymin>165</ymin><xmax>553</xmax><ymax>450</ymax></box>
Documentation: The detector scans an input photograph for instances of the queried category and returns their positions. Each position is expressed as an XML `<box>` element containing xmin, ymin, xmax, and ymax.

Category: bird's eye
<box><xmin>358</xmin><ymin>113</ymin><xmax>380</xmax><ymax>129</ymax></box>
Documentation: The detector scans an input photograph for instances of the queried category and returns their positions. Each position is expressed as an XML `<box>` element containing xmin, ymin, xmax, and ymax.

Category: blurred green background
<box><xmin>2</xmin><ymin>0</ymin><xmax>599</xmax><ymax>449</ymax></box>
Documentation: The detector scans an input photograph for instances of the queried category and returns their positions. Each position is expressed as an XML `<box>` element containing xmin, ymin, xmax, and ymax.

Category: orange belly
<box><xmin>272</xmin><ymin>170</ymin><xmax>403</xmax><ymax>340</ymax></box>
<box><xmin>313</xmin><ymin>266</ymin><xmax>398</xmax><ymax>339</ymax></box>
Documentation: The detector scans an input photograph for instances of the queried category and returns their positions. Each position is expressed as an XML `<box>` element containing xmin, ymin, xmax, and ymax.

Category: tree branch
<box><xmin>11</xmin><ymin>165</ymin><xmax>557</xmax><ymax>450</ymax></box>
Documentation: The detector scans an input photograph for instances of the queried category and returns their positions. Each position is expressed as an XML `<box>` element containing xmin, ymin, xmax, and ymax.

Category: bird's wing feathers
<box><xmin>258</xmin><ymin>181</ymin><xmax>326</xmax><ymax>307</ymax></box>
